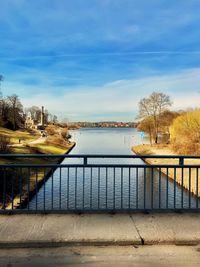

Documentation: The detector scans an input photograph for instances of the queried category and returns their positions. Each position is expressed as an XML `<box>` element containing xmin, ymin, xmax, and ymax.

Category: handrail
<box><xmin>1</xmin><ymin>154</ymin><xmax>200</xmax><ymax>167</ymax></box>
<box><xmin>0</xmin><ymin>164</ymin><xmax>199</xmax><ymax>168</ymax></box>
<box><xmin>0</xmin><ymin>154</ymin><xmax>200</xmax><ymax>158</ymax></box>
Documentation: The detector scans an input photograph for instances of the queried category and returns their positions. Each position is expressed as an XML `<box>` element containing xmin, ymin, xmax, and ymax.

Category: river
<box><xmin>29</xmin><ymin>128</ymin><xmax>200</xmax><ymax>210</ymax></box>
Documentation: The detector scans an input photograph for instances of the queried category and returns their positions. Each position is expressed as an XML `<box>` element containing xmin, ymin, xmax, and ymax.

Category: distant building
<box><xmin>37</xmin><ymin>106</ymin><xmax>46</xmax><ymax>130</ymax></box>
<box><xmin>25</xmin><ymin>106</ymin><xmax>46</xmax><ymax>130</ymax></box>
<box><xmin>24</xmin><ymin>113</ymin><xmax>37</xmax><ymax>130</ymax></box>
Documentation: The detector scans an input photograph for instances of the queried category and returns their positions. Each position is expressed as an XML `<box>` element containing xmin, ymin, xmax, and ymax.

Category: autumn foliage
<box><xmin>170</xmin><ymin>109</ymin><xmax>200</xmax><ymax>154</ymax></box>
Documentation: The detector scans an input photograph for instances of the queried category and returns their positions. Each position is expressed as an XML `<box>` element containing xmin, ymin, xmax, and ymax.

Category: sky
<box><xmin>0</xmin><ymin>0</ymin><xmax>200</xmax><ymax>121</ymax></box>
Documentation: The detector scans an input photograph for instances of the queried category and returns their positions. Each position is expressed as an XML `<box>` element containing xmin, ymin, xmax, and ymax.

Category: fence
<box><xmin>0</xmin><ymin>154</ymin><xmax>200</xmax><ymax>213</ymax></box>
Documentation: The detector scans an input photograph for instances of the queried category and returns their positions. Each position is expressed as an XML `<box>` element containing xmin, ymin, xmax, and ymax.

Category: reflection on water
<box><xmin>29</xmin><ymin>128</ymin><xmax>200</xmax><ymax>210</ymax></box>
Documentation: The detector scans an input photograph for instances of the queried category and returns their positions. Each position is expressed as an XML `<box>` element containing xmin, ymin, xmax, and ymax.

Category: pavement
<box><xmin>1</xmin><ymin>245</ymin><xmax>200</xmax><ymax>267</ymax></box>
<box><xmin>0</xmin><ymin>213</ymin><xmax>200</xmax><ymax>247</ymax></box>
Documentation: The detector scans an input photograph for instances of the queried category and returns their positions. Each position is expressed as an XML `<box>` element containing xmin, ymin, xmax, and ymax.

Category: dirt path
<box><xmin>29</xmin><ymin>136</ymin><xmax>47</xmax><ymax>145</ymax></box>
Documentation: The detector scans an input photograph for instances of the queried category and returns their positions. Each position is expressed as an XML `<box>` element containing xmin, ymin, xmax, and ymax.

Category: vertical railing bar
<box><xmin>166</xmin><ymin>167</ymin><xmax>169</xmax><ymax>209</ymax></box>
<box><xmin>75</xmin><ymin>167</ymin><xmax>77</xmax><ymax>210</ymax></box>
<box><xmin>113</xmin><ymin>167</ymin><xmax>115</xmax><ymax>210</ymax></box>
<box><xmin>159</xmin><ymin>167</ymin><xmax>161</xmax><ymax>209</ymax></box>
<box><xmin>27</xmin><ymin>168</ymin><xmax>30</xmax><ymax>211</ymax></box>
<box><xmin>11</xmin><ymin>168</ymin><xmax>14</xmax><ymax>210</ymax></box>
<box><xmin>136</xmin><ymin>167</ymin><xmax>138</xmax><ymax>209</ymax></box>
<box><xmin>90</xmin><ymin>167</ymin><xmax>92</xmax><ymax>209</ymax></box>
<box><xmin>151</xmin><ymin>168</ymin><xmax>153</xmax><ymax>210</ymax></box>
<box><xmin>19</xmin><ymin>167</ymin><xmax>22</xmax><ymax>209</ymax></box>
<box><xmin>144</xmin><ymin>168</ymin><xmax>146</xmax><ymax>209</ymax></box>
<box><xmin>128</xmin><ymin>167</ymin><xmax>131</xmax><ymax>209</ymax></box>
<box><xmin>83</xmin><ymin>167</ymin><xmax>85</xmax><ymax>210</ymax></box>
<box><xmin>51</xmin><ymin>171</ymin><xmax>54</xmax><ymax>210</ymax></box>
<box><xmin>106</xmin><ymin>167</ymin><xmax>108</xmax><ymax>209</ymax></box>
<box><xmin>121</xmin><ymin>167</ymin><xmax>123</xmax><ymax>209</ymax></box>
<box><xmin>59</xmin><ymin>167</ymin><xmax>62</xmax><ymax>210</ymax></box>
<box><xmin>67</xmin><ymin>167</ymin><xmax>69</xmax><ymax>209</ymax></box>
<box><xmin>98</xmin><ymin>167</ymin><xmax>100</xmax><ymax>209</ymax></box>
<box><xmin>35</xmin><ymin>168</ymin><xmax>38</xmax><ymax>211</ymax></box>
<box><xmin>1</xmin><ymin>168</ymin><xmax>5</xmax><ymax>209</ymax></box>
<box><xmin>189</xmin><ymin>167</ymin><xmax>191</xmax><ymax>209</ymax></box>
<box><xmin>196</xmin><ymin>168</ymin><xmax>199</xmax><ymax>209</ymax></box>
<box><xmin>174</xmin><ymin>167</ymin><xmax>176</xmax><ymax>209</ymax></box>
<box><xmin>43</xmin><ymin>168</ymin><xmax>46</xmax><ymax>211</ymax></box>
<box><xmin>181</xmin><ymin>167</ymin><xmax>184</xmax><ymax>209</ymax></box>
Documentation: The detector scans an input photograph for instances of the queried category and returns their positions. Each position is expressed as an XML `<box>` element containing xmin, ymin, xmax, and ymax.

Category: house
<box><xmin>25</xmin><ymin>106</ymin><xmax>46</xmax><ymax>130</ymax></box>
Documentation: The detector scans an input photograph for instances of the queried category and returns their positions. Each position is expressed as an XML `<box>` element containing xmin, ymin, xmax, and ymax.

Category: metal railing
<box><xmin>0</xmin><ymin>154</ymin><xmax>200</xmax><ymax>213</ymax></box>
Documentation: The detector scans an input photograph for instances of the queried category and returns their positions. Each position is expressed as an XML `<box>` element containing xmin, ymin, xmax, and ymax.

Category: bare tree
<box><xmin>25</xmin><ymin>106</ymin><xmax>41</xmax><ymax>122</ymax></box>
<box><xmin>138</xmin><ymin>92</ymin><xmax>172</xmax><ymax>143</ymax></box>
<box><xmin>7</xmin><ymin>94</ymin><xmax>23</xmax><ymax>130</ymax></box>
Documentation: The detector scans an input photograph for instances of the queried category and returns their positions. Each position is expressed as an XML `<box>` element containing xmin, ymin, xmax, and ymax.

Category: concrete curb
<box><xmin>0</xmin><ymin>240</ymin><xmax>142</xmax><ymax>249</ymax></box>
<box><xmin>1</xmin><ymin>213</ymin><xmax>200</xmax><ymax>248</ymax></box>
<box><xmin>1</xmin><ymin>239</ymin><xmax>200</xmax><ymax>249</ymax></box>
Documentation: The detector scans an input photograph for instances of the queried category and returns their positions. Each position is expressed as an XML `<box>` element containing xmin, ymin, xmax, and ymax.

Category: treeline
<box><xmin>137</xmin><ymin>92</ymin><xmax>200</xmax><ymax>154</ymax></box>
<box><xmin>0</xmin><ymin>94</ymin><xmax>58</xmax><ymax>130</ymax></box>
<box><xmin>0</xmin><ymin>76</ymin><xmax>58</xmax><ymax>130</ymax></box>
<box><xmin>0</xmin><ymin>94</ymin><xmax>24</xmax><ymax>130</ymax></box>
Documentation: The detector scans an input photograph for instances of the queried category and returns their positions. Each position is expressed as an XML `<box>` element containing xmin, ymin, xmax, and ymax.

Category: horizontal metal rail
<box><xmin>0</xmin><ymin>164</ymin><xmax>199</xmax><ymax>168</ymax></box>
<box><xmin>0</xmin><ymin>154</ymin><xmax>200</xmax><ymax>213</ymax></box>
<box><xmin>1</xmin><ymin>153</ymin><xmax>200</xmax><ymax>158</ymax></box>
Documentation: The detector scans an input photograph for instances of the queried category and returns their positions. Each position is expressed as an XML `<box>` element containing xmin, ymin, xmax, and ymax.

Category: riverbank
<box><xmin>0</xmin><ymin>126</ymin><xmax>76</xmax><ymax>209</ymax></box>
<box><xmin>4</xmin><ymin>142</ymin><xmax>76</xmax><ymax>210</ymax></box>
<box><xmin>132</xmin><ymin>144</ymin><xmax>200</xmax><ymax>196</ymax></box>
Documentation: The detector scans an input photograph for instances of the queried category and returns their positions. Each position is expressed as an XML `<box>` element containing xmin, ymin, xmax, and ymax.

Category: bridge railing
<box><xmin>0</xmin><ymin>154</ymin><xmax>200</xmax><ymax>213</ymax></box>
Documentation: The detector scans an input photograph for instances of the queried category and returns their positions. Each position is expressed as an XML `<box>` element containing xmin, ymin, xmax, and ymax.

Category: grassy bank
<box><xmin>0</xmin><ymin>127</ymin><xmax>76</xmax><ymax>209</ymax></box>
<box><xmin>133</xmin><ymin>144</ymin><xmax>200</xmax><ymax>197</ymax></box>
<box><xmin>5</xmin><ymin>142</ymin><xmax>76</xmax><ymax>210</ymax></box>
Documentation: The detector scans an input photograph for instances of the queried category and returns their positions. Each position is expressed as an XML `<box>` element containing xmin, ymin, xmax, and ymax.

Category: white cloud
<box><xmin>18</xmin><ymin>68</ymin><xmax>200</xmax><ymax>121</ymax></box>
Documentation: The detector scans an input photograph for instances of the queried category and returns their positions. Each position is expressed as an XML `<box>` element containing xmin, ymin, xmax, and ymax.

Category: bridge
<box><xmin>0</xmin><ymin>154</ymin><xmax>200</xmax><ymax>213</ymax></box>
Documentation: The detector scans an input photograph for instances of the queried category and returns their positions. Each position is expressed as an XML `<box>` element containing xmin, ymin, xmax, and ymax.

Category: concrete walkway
<box><xmin>0</xmin><ymin>213</ymin><xmax>200</xmax><ymax>247</ymax></box>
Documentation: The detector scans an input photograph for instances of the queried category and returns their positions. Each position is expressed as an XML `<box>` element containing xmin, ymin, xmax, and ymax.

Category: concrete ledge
<box><xmin>0</xmin><ymin>213</ymin><xmax>200</xmax><ymax>248</ymax></box>
<box><xmin>0</xmin><ymin>214</ymin><xmax>141</xmax><ymax>248</ymax></box>
<box><xmin>131</xmin><ymin>213</ymin><xmax>200</xmax><ymax>245</ymax></box>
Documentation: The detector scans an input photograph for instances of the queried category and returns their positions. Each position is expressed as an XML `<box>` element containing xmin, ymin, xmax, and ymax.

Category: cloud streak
<box><xmin>19</xmin><ymin>68</ymin><xmax>200</xmax><ymax>121</ymax></box>
<box><xmin>1</xmin><ymin>0</ymin><xmax>200</xmax><ymax>120</ymax></box>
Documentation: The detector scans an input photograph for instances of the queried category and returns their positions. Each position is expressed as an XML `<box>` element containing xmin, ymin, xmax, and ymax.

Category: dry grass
<box><xmin>132</xmin><ymin>144</ymin><xmax>200</xmax><ymax>196</ymax></box>
<box><xmin>0</xmin><ymin>127</ymin><xmax>39</xmax><ymax>144</ymax></box>
<box><xmin>0</xmin><ymin>128</ymin><xmax>74</xmax><ymax>209</ymax></box>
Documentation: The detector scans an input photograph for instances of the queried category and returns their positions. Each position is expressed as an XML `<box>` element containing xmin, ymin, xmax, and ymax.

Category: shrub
<box><xmin>46</xmin><ymin>135</ymin><xmax>68</xmax><ymax>147</ymax></box>
<box><xmin>0</xmin><ymin>135</ymin><xmax>12</xmax><ymax>154</ymax></box>
<box><xmin>61</xmin><ymin>128</ymin><xmax>68</xmax><ymax>139</ymax></box>
<box><xmin>170</xmin><ymin>109</ymin><xmax>200</xmax><ymax>155</ymax></box>
<box><xmin>45</xmin><ymin>125</ymin><xmax>57</xmax><ymax>136</ymax></box>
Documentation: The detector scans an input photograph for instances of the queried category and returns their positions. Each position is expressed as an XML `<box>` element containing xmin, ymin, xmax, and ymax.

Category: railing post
<box><xmin>179</xmin><ymin>157</ymin><xmax>184</xmax><ymax>166</ymax></box>
<box><xmin>83</xmin><ymin>156</ymin><xmax>87</xmax><ymax>166</ymax></box>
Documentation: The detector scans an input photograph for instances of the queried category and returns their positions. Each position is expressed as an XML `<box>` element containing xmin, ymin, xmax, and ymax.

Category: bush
<box><xmin>172</xmin><ymin>137</ymin><xmax>200</xmax><ymax>155</ymax></box>
<box><xmin>0</xmin><ymin>135</ymin><xmax>12</xmax><ymax>154</ymax></box>
<box><xmin>61</xmin><ymin>128</ymin><xmax>68</xmax><ymax>139</ymax></box>
<box><xmin>46</xmin><ymin>135</ymin><xmax>68</xmax><ymax>147</ymax></box>
<box><xmin>170</xmin><ymin>109</ymin><xmax>200</xmax><ymax>155</ymax></box>
<box><xmin>45</xmin><ymin>125</ymin><xmax>57</xmax><ymax>136</ymax></box>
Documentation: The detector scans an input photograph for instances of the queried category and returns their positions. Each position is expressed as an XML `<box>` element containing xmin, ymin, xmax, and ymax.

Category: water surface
<box><xmin>29</xmin><ymin>128</ymin><xmax>200</xmax><ymax>210</ymax></box>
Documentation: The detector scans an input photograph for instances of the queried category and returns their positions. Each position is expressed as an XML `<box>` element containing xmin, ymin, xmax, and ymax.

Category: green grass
<box><xmin>0</xmin><ymin>127</ymin><xmax>39</xmax><ymax>144</ymax></box>
<box><xmin>0</xmin><ymin>127</ymin><xmax>74</xmax><ymax>164</ymax></box>
<box><xmin>29</xmin><ymin>143</ymin><xmax>73</xmax><ymax>154</ymax></box>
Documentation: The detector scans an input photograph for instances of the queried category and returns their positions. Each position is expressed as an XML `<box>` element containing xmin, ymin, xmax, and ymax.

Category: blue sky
<box><xmin>0</xmin><ymin>0</ymin><xmax>200</xmax><ymax>121</ymax></box>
